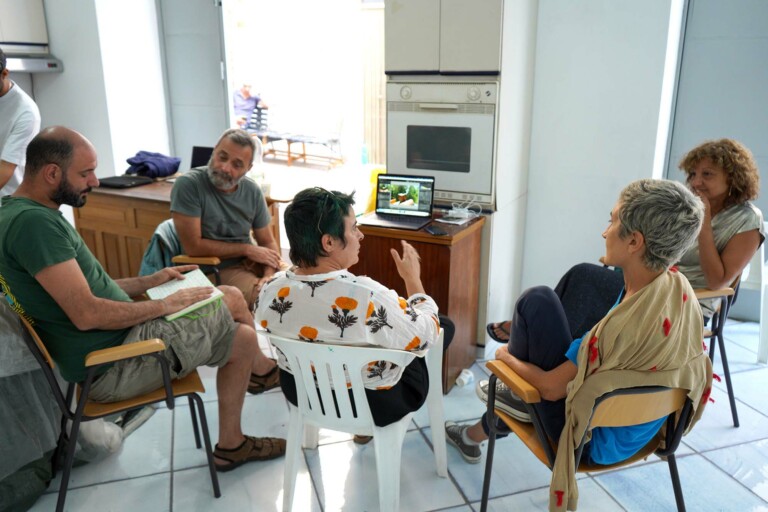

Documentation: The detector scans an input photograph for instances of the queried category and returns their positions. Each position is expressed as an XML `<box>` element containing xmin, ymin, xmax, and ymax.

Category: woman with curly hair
<box><xmin>677</xmin><ymin>138</ymin><xmax>764</xmax><ymax>314</ymax></box>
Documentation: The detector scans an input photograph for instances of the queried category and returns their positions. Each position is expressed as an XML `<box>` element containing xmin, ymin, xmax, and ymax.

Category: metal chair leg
<box><xmin>480</xmin><ymin>430</ymin><xmax>496</xmax><ymax>512</ymax></box>
<box><xmin>667</xmin><ymin>453</ymin><xmax>686</xmax><ymax>512</ymax></box>
<box><xmin>188</xmin><ymin>395</ymin><xmax>202</xmax><ymax>448</ymax></box>
<box><xmin>717</xmin><ymin>331</ymin><xmax>740</xmax><ymax>427</ymax></box>
<box><xmin>190</xmin><ymin>394</ymin><xmax>221</xmax><ymax>498</ymax></box>
<box><xmin>56</xmin><ymin>415</ymin><xmax>83</xmax><ymax>512</ymax></box>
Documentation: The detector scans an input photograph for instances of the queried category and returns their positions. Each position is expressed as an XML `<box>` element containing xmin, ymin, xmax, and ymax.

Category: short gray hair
<box><xmin>618</xmin><ymin>179</ymin><xmax>704</xmax><ymax>271</ymax></box>
<box><xmin>213</xmin><ymin>128</ymin><xmax>257</xmax><ymax>166</ymax></box>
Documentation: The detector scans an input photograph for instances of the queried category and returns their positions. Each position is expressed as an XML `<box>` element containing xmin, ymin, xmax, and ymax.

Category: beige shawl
<box><xmin>550</xmin><ymin>269</ymin><xmax>713</xmax><ymax>511</ymax></box>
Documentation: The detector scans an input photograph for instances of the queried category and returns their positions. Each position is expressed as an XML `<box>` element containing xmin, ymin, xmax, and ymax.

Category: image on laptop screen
<box><xmin>376</xmin><ymin>174</ymin><xmax>435</xmax><ymax>218</ymax></box>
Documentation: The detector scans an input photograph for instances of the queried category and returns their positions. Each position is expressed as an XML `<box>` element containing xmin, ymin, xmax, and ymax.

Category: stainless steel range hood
<box><xmin>5</xmin><ymin>54</ymin><xmax>63</xmax><ymax>73</ymax></box>
<box><xmin>2</xmin><ymin>0</ymin><xmax>62</xmax><ymax>73</ymax></box>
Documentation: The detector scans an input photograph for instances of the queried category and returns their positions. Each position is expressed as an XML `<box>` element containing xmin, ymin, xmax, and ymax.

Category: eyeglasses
<box><xmin>314</xmin><ymin>187</ymin><xmax>338</xmax><ymax>235</ymax></box>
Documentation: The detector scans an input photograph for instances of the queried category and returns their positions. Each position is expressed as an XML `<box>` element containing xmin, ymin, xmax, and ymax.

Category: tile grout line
<box><xmin>414</xmin><ymin>424</ymin><xmax>475</xmax><ymax>511</ymax></box>
<box><xmin>697</xmin><ymin>449</ymin><xmax>768</xmax><ymax>505</ymax></box>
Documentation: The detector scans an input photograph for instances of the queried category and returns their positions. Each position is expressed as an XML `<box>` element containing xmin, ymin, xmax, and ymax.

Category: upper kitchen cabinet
<box><xmin>385</xmin><ymin>0</ymin><xmax>441</xmax><ymax>73</ymax></box>
<box><xmin>385</xmin><ymin>0</ymin><xmax>503</xmax><ymax>74</ymax></box>
<box><xmin>0</xmin><ymin>0</ymin><xmax>49</xmax><ymax>54</ymax></box>
<box><xmin>440</xmin><ymin>0</ymin><xmax>502</xmax><ymax>73</ymax></box>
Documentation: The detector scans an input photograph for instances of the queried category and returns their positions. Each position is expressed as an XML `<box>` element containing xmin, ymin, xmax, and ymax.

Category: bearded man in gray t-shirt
<box><xmin>171</xmin><ymin>129</ymin><xmax>282</xmax><ymax>308</ymax></box>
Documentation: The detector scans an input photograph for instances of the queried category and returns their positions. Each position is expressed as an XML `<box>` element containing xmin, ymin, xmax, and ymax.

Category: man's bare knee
<box><xmin>219</xmin><ymin>285</ymin><xmax>251</xmax><ymax>322</ymax></box>
<box><xmin>226</xmin><ymin>323</ymin><xmax>258</xmax><ymax>364</ymax></box>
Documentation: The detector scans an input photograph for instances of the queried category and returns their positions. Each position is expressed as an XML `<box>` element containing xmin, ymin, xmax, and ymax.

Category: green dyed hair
<box><xmin>285</xmin><ymin>187</ymin><xmax>356</xmax><ymax>267</ymax></box>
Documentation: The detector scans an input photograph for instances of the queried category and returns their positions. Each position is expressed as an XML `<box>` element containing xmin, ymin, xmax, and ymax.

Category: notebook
<box><xmin>98</xmin><ymin>175</ymin><xmax>154</xmax><ymax>189</ymax></box>
<box><xmin>358</xmin><ymin>174</ymin><xmax>435</xmax><ymax>231</ymax></box>
<box><xmin>146</xmin><ymin>269</ymin><xmax>223</xmax><ymax>321</ymax></box>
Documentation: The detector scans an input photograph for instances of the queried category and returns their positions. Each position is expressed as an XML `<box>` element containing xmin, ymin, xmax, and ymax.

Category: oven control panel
<box><xmin>388</xmin><ymin>81</ymin><xmax>498</xmax><ymax>105</ymax></box>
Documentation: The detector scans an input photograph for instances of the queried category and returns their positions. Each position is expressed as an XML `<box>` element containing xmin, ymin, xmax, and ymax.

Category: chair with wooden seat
<box><xmin>269</xmin><ymin>330</ymin><xmax>447</xmax><ymax>512</ymax></box>
<box><xmin>16</xmin><ymin>314</ymin><xmax>220</xmax><ymax>512</ymax></box>
<box><xmin>694</xmin><ymin>276</ymin><xmax>740</xmax><ymax>427</ymax></box>
<box><xmin>480</xmin><ymin>360</ymin><xmax>694</xmax><ymax>512</ymax></box>
<box><xmin>140</xmin><ymin>218</ymin><xmax>222</xmax><ymax>284</ymax></box>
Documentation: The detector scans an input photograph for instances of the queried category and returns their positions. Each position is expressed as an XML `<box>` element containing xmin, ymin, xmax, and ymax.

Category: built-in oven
<box><xmin>386</xmin><ymin>81</ymin><xmax>497</xmax><ymax>208</ymax></box>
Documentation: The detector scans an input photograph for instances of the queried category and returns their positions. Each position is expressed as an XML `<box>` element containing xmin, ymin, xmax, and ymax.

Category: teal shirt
<box><xmin>0</xmin><ymin>197</ymin><xmax>131</xmax><ymax>382</ymax></box>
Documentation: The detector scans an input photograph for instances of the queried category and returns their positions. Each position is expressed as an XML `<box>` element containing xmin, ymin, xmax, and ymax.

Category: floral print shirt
<box><xmin>255</xmin><ymin>269</ymin><xmax>440</xmax><ymax>389</ymax></box>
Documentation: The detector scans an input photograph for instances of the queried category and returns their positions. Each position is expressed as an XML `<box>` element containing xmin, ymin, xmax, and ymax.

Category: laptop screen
<box><xmin>191</xmin><ymin>146</ymin><xmax>214</xmax><ymax>168</ymax></box>
<box><xmin>375</xmin><ymin>174</ymin><xmax>435</xmax><ymax>218</ymax></box>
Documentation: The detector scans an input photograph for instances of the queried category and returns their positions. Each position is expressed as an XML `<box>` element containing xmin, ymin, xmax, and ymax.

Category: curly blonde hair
<box><xmin>679</xmin><ymin>138</ymin><xmax>760</xmax><ymax>208</ymax></box>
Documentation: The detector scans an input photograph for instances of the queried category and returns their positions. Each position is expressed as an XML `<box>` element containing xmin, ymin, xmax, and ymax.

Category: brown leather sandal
<box><xmin>213</xmin><ymin>435</ymin><xmax>287</xmax><ymax>472</ymax></box>
<box><xmin>248</xmin><ymin>363</ymin><xmax>280</xmax><ymax>395</ymax></box>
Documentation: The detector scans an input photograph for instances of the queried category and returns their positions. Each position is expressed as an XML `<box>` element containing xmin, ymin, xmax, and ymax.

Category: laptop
<box><xmin>98</xmin><ymin>175</ymin><xmax>154</xmax><ymax>189</ymax></box>
<box><xmin>358</xmin><ymin>174</ymin><xmax>435</xmax><ymax>231</ymax></box>
<box><xmin>191</xmin><ymin>146</ymin><xmax>214</xmax><ymax>168</ymax></box>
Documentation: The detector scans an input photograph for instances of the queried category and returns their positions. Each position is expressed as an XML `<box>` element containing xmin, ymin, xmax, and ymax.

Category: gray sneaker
<box><xmin>476</xmin><ymin>379</ymin><xmax>532</xmax><ymax>423</ymax></box>
<box><xmin>445</xmin><ymin>421</ymin><xmax>482</xmax><ymax>464</ymax></box>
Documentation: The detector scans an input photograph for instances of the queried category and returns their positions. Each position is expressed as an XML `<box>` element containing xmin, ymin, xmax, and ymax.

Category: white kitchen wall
<box><xmin>34</xmin><ymin>0</ymin><xmax>113</xmax><ymax>175</ymax></box>
<box><xmin>158</xmin><ymin>0</ymin><xmax>228</xmax><ymax>172</ymax></box>
<box><xmin>480</xmin><ymin>0</ymin><xmax>539</xmax><ymax>344</ymax></box>
<box><xmin>33</xmin><ymin>0</ymin><xmax>168</xmax><ymax>177</ymax></box>
<box><xmin>94</xmin><ymin>0</ymin><xmax>170</xmax><ymax>174</ymax></box>
<box><xmin>521</xmin><ymin>0</ymin><xmax>684</xmax><ymax>289</ymax></box>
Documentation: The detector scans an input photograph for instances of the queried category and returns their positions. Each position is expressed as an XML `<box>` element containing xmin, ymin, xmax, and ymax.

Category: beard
<box><xmin>52</xmin><ymin>175</ymin><xmax>90</xmax><ymax>207</ymax></box>
<box><xmin>207</xmin><ymin>166</ymin><xmax>243</xmax><ymax>190</ymax></box>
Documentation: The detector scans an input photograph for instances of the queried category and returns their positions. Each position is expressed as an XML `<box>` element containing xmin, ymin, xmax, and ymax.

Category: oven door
<box><xmin>387</xmin><ymin>102</ymin><xmax>495</xmax><ymax>200</ymax></box>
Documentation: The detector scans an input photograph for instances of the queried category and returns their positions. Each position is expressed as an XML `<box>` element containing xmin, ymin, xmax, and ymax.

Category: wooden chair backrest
<box><xmin>18</xmin><ymin>315</ymin><xmax>56</xmax><ymax>369</ymax></box>
<box><xmin>589</xmin><ymin>387</ymin><xmax>687</xmax><ymax>428</ymax></box>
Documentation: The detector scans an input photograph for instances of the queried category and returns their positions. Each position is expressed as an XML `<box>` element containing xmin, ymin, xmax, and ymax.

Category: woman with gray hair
<box><xmin>489</xmin><ymin>139</ymin><xmax>764</xmax><ymax>343</ymax></box>
<box><xmin>447</xmin><ymin>179</ymin><xmax>712</xmax><ymax>473</ymax></box>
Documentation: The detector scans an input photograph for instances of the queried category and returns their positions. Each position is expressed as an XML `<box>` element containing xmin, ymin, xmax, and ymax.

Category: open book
<box><xmin>146</xmin><ymin>269</ymin><xmax>223</xmax><ymax>321</ymax></box>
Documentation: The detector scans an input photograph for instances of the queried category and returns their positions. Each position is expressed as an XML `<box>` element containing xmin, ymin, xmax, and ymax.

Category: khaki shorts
<box><xmin>218</xmin><ymin>259</ymin><xmax>266</xmax><ymax>307</ymax></box>
<box><xmin>88</xmin><ymin>299</ymin><xmax>237</xmax><ymax>403</ymax></box>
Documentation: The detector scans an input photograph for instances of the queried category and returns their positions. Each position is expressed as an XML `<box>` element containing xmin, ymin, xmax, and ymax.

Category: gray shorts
<box><xmin>88</xmin><ymin>299</ymin><xmax>237</xmax><ymax>403</ymax></box>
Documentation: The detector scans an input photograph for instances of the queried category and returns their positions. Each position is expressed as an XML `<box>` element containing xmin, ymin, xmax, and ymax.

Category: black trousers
<box><xmin>280</xmin><ymin>314</ymin><xmax>455</xmax><ymax>427</ymax></box>
<box><xmin>482</xmin><ymin>264</ymin><xmax>622</xmax><ymax>442</ymax></box>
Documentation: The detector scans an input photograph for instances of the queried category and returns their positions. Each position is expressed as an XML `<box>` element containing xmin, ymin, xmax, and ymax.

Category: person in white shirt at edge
<box><xmin>255</xmin><ymin>187</ymin><xmax>454</xmax><ymax>440</ymax></box>
<box><xmin>0</xmin><ymin>47</ymin><xmax>41</xmax><ymax>198</ymax></box>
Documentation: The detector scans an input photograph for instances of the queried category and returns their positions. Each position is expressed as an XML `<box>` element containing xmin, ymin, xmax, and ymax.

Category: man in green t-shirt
<box><xmin>0</xmin><ymin>127</ymin><xmax>286</xmax><ymax>471</ymax></box>
<box><xmin>171</xmin><ymin>128</ymin><xmax>282</xmax><ymax>309</ymax></box>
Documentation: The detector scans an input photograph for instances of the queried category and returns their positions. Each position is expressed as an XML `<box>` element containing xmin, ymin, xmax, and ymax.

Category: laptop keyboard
<box><xmin>378</xmin><ymin>213</ymin><xmax>428</xmax><ymax>224</ymax></box>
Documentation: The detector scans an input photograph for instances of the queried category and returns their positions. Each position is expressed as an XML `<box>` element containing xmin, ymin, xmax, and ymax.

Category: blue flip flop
<box><xmin>486</xmin><ymin>322</ymin><xmax>510</xmax><ymax>343</ymax></box>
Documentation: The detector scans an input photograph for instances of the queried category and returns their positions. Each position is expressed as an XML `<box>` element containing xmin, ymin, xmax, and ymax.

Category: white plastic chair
<box><xmin>739</xmin><ymin>222</ymin><xmax>768</xmax><ymax>363</ymax></box>
<box><xmin>269</xmin><ymin>330</ymin><xmax>448</xmax><ymax>512</ymax></box>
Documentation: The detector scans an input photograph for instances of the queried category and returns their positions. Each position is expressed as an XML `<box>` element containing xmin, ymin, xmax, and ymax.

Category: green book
<box><xmin>146</xmin><ymin>269</ymin><xmax>223</xmax><ymax>321</ymax></box>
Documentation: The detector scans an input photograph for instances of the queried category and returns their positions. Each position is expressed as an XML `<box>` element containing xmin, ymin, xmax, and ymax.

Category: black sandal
<box><xmin>486</xmin><ymin>322</ymin><xmax>511</xmax><ymax>343</ymax></box>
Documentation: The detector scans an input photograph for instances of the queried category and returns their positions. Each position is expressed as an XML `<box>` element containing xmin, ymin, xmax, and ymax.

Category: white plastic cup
<box><xmin>455</xmin><ymin>368</ymin><xmax>475</xmax><ymax>387</ymax></box>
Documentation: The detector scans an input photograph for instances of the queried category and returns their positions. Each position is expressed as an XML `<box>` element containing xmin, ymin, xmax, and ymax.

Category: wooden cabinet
<box><xmin>385</xmin><ymin>0</ymin><xmax>503</xmax><ymax>74</ymax></box>
<box><xmin>74</xmin><ymin>182</ymin><xmax>281</xmax><ymax>280</ymax></box>
<box><xmin>350</xmin><ymin>217</ymin><xmax>485</xmax><ymax>392</ymax></box>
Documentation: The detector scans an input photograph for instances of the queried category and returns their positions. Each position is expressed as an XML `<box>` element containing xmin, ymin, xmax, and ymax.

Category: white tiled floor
<box><xmin>31</xmin><ymin>321</ymin><xmax>768</xmax><ymax>511</ymax></box>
